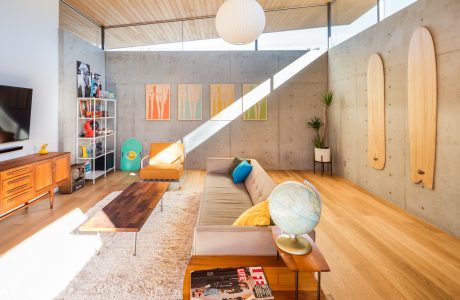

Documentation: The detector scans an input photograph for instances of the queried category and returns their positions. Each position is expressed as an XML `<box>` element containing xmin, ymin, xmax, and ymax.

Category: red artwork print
<box><xmin>146</xmin><ymin>84</ymin><xmax>170</xmax><ymax>120</ymax></box>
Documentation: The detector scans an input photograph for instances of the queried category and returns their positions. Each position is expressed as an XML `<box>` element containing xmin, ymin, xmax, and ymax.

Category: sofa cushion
<box><xmin>139</xmin><ymin>162</ymin><xmax>183</xmax><ymax>180</ymax></box>
<box><xmin>232</xmin><ymin>161</ymin><xmax>253</xmax><ymax>183</ymax></box>
<box><xmin>244</xmin><ymin>160</ymin><xmax>276</xmax><ymax>205</ymax></box>
<box><xmin>198</xmin><ymin>173</ymin><xmax>253</xmax><ymax>226</ymax></box>
<box><xmin>227</xmin><ymin>156</ymin><xmax>251</xmax><ymax>176</ymax></box>
<box><xmin>233</xmin><ymin>200</ymin><xmax>270</xmax><ymax>226</ymax></box>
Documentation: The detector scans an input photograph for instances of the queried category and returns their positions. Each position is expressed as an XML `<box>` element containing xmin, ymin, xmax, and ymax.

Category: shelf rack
<box><xmin>76</xmin><ymin>97</ymin><xmax>117</xmax><ymax>184</ymax></box>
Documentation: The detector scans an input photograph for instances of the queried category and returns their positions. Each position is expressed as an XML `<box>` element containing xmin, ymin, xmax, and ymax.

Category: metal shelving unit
<box><xmin>77</xmin><ymin>97</ymin><xmax>117</xmax><ymax>184</ymax></box>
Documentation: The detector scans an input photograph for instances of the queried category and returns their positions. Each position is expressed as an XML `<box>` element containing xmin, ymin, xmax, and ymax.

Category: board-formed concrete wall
<box><xmin>328</xmin><ymin>0</ymin><xmax>460</xmax><ymax>237</ymax></box>
<box><xmin>58</xmin><ymin>29</ymin><xmax>106</xmax><ymax>161</ymax></box>
<box><xmin>106</xmin><ymin>51</ymin><xmax>327</xmax><ymax>170</ymax></box>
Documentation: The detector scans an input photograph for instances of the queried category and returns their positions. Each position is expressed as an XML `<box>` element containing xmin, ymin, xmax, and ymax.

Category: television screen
<box><xmin>0</xmin><ymin>85</ymin><xmax>33</xmax><ymax>144</ymax></box>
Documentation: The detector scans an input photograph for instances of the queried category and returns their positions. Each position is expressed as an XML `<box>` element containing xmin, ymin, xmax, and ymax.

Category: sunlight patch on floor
<box><xmin>0</xmin><ymin>209</ymin><xmax>100</xmax><ymax>300</ymax></box>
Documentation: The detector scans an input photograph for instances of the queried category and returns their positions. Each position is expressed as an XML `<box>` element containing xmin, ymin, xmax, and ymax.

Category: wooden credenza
<box><xmin>0</xmin><ymin>152</ymin><xmax>70</xmax><ymax>220</ymax></box>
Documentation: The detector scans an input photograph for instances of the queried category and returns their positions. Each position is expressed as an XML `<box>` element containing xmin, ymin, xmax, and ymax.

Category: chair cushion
<box><xmin>232</xmin><ymin>161</ymin><xmax>253</xmax><ymax>183</ymax></box>
<box><xmin>233</xmin><ymin>200</ymin><xmax>270</xmax><ymax>226</ymax></box>
<box><xmin>149</xmin><ymin>143</ymin><xmax>184</xmax><ymax>164</ymax></box>
<box><xmin>198</xmin><ymin>174</ymin><xmax>253</xmax><ymax>226</ymax></box>
<box><xmin>139</xmin><ymin>162</ymin><xmax>183</xmax><ymax>180</ymax></box>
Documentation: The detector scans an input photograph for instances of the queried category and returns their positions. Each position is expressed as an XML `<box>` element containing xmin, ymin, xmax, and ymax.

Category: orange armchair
<box><xmin>139</xmin><ymin>143</ymin><xmax>185</xmax><ymax>182</ymax></box>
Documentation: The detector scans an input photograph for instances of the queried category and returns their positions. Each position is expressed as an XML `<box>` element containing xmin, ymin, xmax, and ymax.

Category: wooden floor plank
<box><xmin>0</xmin><ymin>169</ymin><xmax>458</xmax><ymax>299</ymax></box>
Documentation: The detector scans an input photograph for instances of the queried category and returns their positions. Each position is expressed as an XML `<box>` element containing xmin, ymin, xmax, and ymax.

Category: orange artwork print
<box><xmin>146</xmin><ymin>84</ymin><xmax>170</xmax><ymax>120</ymax></box>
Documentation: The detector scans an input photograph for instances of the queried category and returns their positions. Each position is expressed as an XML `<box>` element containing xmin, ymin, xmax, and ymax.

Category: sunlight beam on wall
<box><xmin>273</xmin><ymin>48</ymin><xmax>327</xmax><ymax>89</ymax></box>
<box><xmin>183</xmin><ymin>48</ymin><xmax>326</xmax><ymax>154</ymax></box>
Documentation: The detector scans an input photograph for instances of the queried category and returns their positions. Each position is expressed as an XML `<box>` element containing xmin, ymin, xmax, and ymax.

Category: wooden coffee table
<box><xmin>80</xmin><ymin>181</ymin><xmax>169</xmax><ymax>256</ymax></box>
<box><xmin>183</xmin><ymin>256</ymin><xmax>327</xmax><ymax>300</ymax></box>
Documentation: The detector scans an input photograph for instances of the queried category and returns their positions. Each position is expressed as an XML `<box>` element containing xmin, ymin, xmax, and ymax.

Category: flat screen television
<box><xmin>0</xmin><ymin>85</ymin><xmax>33</xmax><ymax>144</ymax></box>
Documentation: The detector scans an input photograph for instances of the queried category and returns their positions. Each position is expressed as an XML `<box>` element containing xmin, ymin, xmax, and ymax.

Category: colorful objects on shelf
<box><xmin>120</xmin><ymin>138</ymin><xmax>143</xmax><ymax>171</ymax></box>
<box><xmin>80</xmin><ymin>146</ymin><xmax>88</xmax><ymax>158</ymax></box>
<box><xmin>38</xmin><ymin>144</ymin><xmax>48</xmax><ymax>155</ymax></box>
<box><xmin>84</xmin><ymin>120</ymin><xmax>99</xmax><ymax>137</ymax></box>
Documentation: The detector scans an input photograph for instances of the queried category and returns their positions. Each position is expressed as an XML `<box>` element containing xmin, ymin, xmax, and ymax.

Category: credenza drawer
<box><xmin>1</xmin><ymin>165</ymin><xmax>34</xmax><ymax>180</ymax></box>
<box><xmin>2</xmin><ymin>173</ymin><xmax>33</xmax><ymax>198</ymax></box>
<box><xmin>2</xmin><ymin>188</ymin><xmax>34</xmax><ymax>212</ymax></box>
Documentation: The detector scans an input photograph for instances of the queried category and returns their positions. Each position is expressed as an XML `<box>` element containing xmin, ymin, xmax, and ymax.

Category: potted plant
<box><xmin>307</xmin><ymin>91</ymin><xmax>334</xmax><ymax>162</ymax></box>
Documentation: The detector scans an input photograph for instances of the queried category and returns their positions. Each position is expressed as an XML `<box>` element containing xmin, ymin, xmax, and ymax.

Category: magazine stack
<box><xmin>190</xmin><ymin>266</ymin><xmax>274</xmax><ymax>300</ymax></box>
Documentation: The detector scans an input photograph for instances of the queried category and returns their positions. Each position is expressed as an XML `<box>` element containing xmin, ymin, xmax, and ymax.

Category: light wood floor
<box><xmin>0</xmin><ymin>170</ymin><xmax>459</xmax><ymax>299</ymax></box>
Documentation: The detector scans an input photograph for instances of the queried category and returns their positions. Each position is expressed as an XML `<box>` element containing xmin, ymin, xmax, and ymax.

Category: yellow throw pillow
<box><xmin>233</xmin><ymin>200</ymin><xmax>270</xmax><ymax>226</ymax></box>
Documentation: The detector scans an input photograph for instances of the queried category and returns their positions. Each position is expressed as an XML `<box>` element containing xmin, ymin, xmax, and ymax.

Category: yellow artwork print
<box><xmin>210</xmin><ymin>84</ymin><xmax>235</xmax><ymax>120</ymax></box>
<box><xmin>243</xmin><ymin>84</ymin><xmax>268</xmax><ymax>121</ymax></box>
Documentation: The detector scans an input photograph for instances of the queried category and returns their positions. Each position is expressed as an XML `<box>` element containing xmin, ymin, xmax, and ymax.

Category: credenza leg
<box><xmin>49</xmin><ymin>189</ymin><xmax>55</xmax><ymax>209</ymax></box>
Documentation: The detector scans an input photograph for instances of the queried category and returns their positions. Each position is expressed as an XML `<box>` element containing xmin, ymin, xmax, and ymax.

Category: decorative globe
<box><xmin>269</xmin><ymin>180</ymin><xmax>322</xmax><ymax>255</ymax></box>
<box><xmin>215</xmin><ymin>0</ymin><xmax>266</xmax><ymax>45</ymax></box>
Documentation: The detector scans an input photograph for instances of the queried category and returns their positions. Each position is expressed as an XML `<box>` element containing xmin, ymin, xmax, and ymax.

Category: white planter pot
<box><xmin>314</xmin><ymin>148</ymin><xmax>331</xmax><ymax>162</ymax></box>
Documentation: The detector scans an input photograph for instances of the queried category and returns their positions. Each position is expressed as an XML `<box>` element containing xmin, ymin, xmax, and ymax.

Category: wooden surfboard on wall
<box><xmin>408</xmin><ymin>27</ymin><xmax>437</xmax><ymax>190</ymax></box>
<box><xmin>367</xmin><ymin>53</ymin><xmax>386</xmax><ymax>170</ymax></box>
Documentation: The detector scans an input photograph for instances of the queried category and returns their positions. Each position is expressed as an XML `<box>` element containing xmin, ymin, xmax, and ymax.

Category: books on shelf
<box><xmin>191</xmin><ymin>266</ymin><xmax>274</xmax><ymax>300</ymax></box>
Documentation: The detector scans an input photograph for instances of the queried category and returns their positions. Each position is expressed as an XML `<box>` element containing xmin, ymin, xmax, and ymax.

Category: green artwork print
<box><xmin>243</xmin><ymin>84</ymin><xmax>267</xmax><ymax>120</ymax></box>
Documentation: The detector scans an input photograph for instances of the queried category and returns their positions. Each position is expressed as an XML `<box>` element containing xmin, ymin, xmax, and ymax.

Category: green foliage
<box><xmin>320</xmin><ymin>90</ymin><xmax>334</xmax><ymax>107</ymax></box>
<box><xmin>307</xmin><ymin>117</ymin><xmax>323</xmax><ymax>131</ymax></box>
<box><xmin>312</xmin><ymin>135</ymin><xmax>324</xmax><ymax>149</ymax></box>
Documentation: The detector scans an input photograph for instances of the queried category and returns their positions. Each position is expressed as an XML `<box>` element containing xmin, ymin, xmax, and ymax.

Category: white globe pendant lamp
<box><xmin>215</xmin><ymin>0</ymin><xmax>266</xmax><ymax>45</ymax></box>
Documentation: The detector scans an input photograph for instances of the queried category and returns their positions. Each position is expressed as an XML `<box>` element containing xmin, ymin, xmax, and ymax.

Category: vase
<box><xmin>314</xmin><ymin>148</ymin><xmax>331</xmax><ymax>162</ymax></box>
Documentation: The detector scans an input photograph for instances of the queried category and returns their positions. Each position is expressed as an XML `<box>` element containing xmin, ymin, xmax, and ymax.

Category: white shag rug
<box><xmin>57</xmin><ymin>190</ymin><xmax>201</xmax><ymax>300</ymax></box>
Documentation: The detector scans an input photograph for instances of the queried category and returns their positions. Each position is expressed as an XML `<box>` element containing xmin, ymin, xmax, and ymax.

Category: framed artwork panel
<box><xmin>146</xmin><ymin>84</ymin><xmax>170</xmax><ymax>120</ymax></box>
<box><xmin>178</xmin><ymin>84</ymin><xmax>202</xmax><ymax>120</ymax></box>
<box><xmin>242</xmin><ymin>83</ymin><xmax>268</xmax><ymax>121</ymax></box>
<box><xmin>210</xmin><ymin>84</ymin><xmax>235</xmax><ymax>120</ymax></box>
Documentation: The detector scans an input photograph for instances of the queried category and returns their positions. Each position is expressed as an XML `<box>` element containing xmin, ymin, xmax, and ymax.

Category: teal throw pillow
<box><xmin>232</xmin><ymin>161</ymin><xmax>253</xmax><ymax>184</ymax></box>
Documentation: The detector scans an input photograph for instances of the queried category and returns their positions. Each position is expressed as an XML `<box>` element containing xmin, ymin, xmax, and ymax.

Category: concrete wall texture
<box><xmin>328</xmin><ymin>0</ymin><xmax>460</xmax><ymax>237</ymax></box>
<box><xmin>58</xmin><ymin>29</ymin><xmax>106</xmax><ymax>162</ymax></box>
<box><xmin>106</xmin><ymin>51</ymin><xmax>328</xmax><ymax>170</ymax></box>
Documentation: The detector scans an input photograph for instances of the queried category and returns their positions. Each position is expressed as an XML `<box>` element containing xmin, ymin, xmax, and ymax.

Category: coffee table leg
<box><xmin>134</xmin><ymin>232</ymin><xmax>137</xmax><ymax>256</ymax></box>
<box><xmin>96</xmin><ymin>231</ymin><xmax>100</xmax><ymax>255</ymax></box>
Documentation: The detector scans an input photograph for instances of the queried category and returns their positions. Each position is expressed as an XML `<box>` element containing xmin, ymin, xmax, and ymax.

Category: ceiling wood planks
<box><xmin>60</xmin><ymin>0</ymin><xmax>376</xmax><ymax>49</ymax></box>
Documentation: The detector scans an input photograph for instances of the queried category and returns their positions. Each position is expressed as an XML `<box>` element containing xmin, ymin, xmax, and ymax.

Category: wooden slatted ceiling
<box><xmin>62</xmin><ymin>0</ymin><xmax>329</xmax><ymax>27</ymax></box>
<box><xmin>59</xmin><ymin>1</ymin><xmax>100</xmax><ymax>46</ymax></box>
<box><xmin>105</xmin><ymin>7</ymin><xmax>327</xmax><ymax>49</ymax></box>
<box><xmin>60</xmin><ymin>0</ymin><xmax>375</xmax><ymax>49</ymax></box>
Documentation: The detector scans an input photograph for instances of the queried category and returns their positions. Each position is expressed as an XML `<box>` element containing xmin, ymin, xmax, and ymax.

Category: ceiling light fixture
<box><xmin>215</xmin><ymin>0</ymin><xmax>266</xmax><ymax>45</ymax></box>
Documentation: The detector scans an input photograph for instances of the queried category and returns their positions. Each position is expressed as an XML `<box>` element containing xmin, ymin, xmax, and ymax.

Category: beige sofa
<box><xmin>192</xmin><ymin>157</ymin><xmax>314</xmax><ymax>256</ymax></box>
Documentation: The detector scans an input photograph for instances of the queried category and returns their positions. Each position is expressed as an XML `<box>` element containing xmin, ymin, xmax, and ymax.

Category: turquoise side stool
<box><xmin>120</xmin><ymin>138</ymin><xmax>143</xmax><ymax>171</ymax></box>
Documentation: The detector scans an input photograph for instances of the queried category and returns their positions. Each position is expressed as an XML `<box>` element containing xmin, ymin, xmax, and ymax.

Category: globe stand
<box><xmin>276</xmin><ymin>234</ymin><xmax>312</xmax><ymax>255</ymax></box>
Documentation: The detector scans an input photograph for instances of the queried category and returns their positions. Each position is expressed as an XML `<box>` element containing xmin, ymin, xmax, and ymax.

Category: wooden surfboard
<box><xmin>408</xmin><ymin>27</ymin><xmax>437</xmax><ymax>189</ymax></box>
<box><xmin>367</xmin><ymin>53</ymin><xmax>386</xmax><ymax>170</ymax></box>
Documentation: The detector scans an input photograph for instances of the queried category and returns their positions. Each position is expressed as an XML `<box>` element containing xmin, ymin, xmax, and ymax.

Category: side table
<box><xmin>272</xmin><ymin>226</ymin><xmax>330</xmax><ymax>300</ymax></box>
